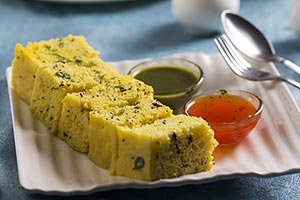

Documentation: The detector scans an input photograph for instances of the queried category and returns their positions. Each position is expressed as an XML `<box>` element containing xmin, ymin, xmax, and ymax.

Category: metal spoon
<box><xmin>221</xmin><ymin>10</ymin><xmax>300</xmax><ymax>76</ymax></box>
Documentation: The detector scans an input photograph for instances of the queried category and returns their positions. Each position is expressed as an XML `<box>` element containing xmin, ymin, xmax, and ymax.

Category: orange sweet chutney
<box><xmin>187</xmin><ymin>94</ymin><xmax>259</xmax><ymax>145</ymax></box>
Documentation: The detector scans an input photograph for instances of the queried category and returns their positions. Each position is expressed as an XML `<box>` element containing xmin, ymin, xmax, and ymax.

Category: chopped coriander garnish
<box><xmin>45</xmin><ymin>45</ymin><xmax>51</xmax><ymax>50</ymax></box>
<box><xmin>188</xmin><ymin>134</ymin><xmax>193</xmax><ymax>145</ymax></box>
<box><xmin>133</xmin><ymin>157</ymin><xmax>145</xmax><ymax>170</ymax></box>
<box><xmin>55</xmin><ymin>71</ymin><xmax>71</xmax><ymax>79</ymax></box>
<box><xmin>58</xmin><ymin>39</ymin><xmax>64</xmax><ymax>48</ymax></box>
<box><xmin>115</xmin><ymin>85</ymin><xmax>126</xmax><ymax>92</ymax></box>
<box><xmin>52</xmin><ymin>53</ymin><xmax>72</xmax><ymax>62</ymax></box>
<box><xmin>87</xmin><ymin>61</ymin><xmax>96</xmax><ymax>67</ymax></box>
<box><xmin>172</xmin><ymin>132</ymin><xmax>180</xmax><ymax>154</ymax></box>
<box><xmin>75</xmin><ymin>58</ymin><xmax>83</xmax><ymax>64</ymax></box>
<box><xmin>172</xmin><ymin>132</ymin><xmax>178</xmax><ymax>142</ymax></box>
<box><xmin>132</xmin><ymin>101</ymin><xmax>140</xmax><ymax>106</ymax></box>
<box><xmin>118</xmin><ymin>109</ymin><xmax>125</xmax><ymax>115</ymax></box>
<box><xmin>59</xmin><ymin>42</ymin><xmax>64</xmax><ymax>48</ymax></box>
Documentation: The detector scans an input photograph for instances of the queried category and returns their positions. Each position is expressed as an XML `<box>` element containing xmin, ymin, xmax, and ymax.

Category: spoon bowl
<box><xmin>221</xmin><ymin>10</ymin><xmax>300</xmax><ymax>75</ymax></box>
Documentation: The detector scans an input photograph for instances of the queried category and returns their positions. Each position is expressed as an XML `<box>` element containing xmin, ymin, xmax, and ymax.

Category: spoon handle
<box><xmin>275</xmin><ymin>56</ymin><xmax>300</xmax><ymax>76</ymax></box>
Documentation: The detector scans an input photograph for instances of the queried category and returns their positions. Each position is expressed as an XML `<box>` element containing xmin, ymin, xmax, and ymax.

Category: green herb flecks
<box><xmin>172</xmin><ymin>132</ymin><xmax>180</xmax><ymax>154</ymax></box>
<box><xmin>118</xmin><ymin>109</ymin><xmax>125</xmax><ymax>115</ymax></box>
<box><xmin>172</xmin><ymin>132</ymin><xmax>178</xmax><ymax>142</ymax></box>
<box><xmin>133</xmin><ymin>157</ymin><xmax>145</xmax><ymax>170</ymax></box>
<box><xmin>53</xmin><ymin>53</ymin><xmax>72</xmax><ymax>62</ymax></box>
<box><xmin>86</xmin><ymin>61</ymin><xmax>96</xmax><ymax>68</ymax></box>
<box><xmin>188</xmin><ymin>134</ymin><xmax>193</xmax><ymax>145</ymax></box>
<box><xmin>132</xmin><ymin>101</ymin><xmax>140</xmax><ymax>106</ymax></box>
<box><xmin>75</xmin><ymin>58</ymin><xmax>83</xmax><ymax>64</ymax></box>
<box><xmin>115</xmin><ymin>85</ymin><xmax>126</xmax><ymax>92</ymax></box>
<box><xmin>58</xmin><ymin>39</ymin><xmax>64</xmax><ymax>48</ymax></box>
<box><xmin>45</xmin><ymin>45</ymin><xmax>51</xmax><ymax>51</ymax></box>
<box><xmin>55</xmin><ymin>71</ymin><xmax>71</xmax><ymax>79</ymax></box>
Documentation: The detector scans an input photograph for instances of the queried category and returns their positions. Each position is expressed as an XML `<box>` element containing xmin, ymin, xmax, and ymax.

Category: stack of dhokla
<box><xmin>11</xmin><ymin>35</ymin><xmax>218</xmax><ymax>181</ymax></box>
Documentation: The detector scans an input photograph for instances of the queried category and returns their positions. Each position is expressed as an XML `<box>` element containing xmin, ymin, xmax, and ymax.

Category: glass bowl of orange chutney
<box><xmin>184</xmin><ymin>89</ymin><xmax>263</xmax><ymax>145</ymax></box>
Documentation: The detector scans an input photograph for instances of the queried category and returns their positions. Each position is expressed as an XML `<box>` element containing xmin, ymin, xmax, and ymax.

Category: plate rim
<box><xmin>6</xmin><ymin>52</ymin><xmax>300</xmax><ymax>195</ymax></box>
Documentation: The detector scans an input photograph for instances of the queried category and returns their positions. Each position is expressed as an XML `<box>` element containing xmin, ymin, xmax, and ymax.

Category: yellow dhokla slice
<box><xmin>30</xmin><ymin>61</ymin><xmax>119</xmax><ymax>134</ymax></box>
<box><xmin>11</xmin><ymin>35</ymin><xmax>119</xmax><ymax>104</ymax></box>
<box><xmin>58</xmin><ymin>76</ymin><xmax>154</xmax><ymax>152</ymax></box>
<box><xmin>88</xmin><ymin>98</ymin><xmax>173</xmax><ymax>173</ymax></box>
<box><xmin>115</xmin><ymin>115</ymin><xmax>218</xmax><ymax>181</ymax></box>
<box><xmin>11</xmin><ymin>44</ymin><xmax>44</xmax><ymax>104</ymax></box>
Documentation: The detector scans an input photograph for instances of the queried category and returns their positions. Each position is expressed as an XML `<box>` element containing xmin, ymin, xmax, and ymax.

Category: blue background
<box><xmin>1</xmin><ymin>0</ymin><xmax>300</xmax><ymax>199</ymax></box>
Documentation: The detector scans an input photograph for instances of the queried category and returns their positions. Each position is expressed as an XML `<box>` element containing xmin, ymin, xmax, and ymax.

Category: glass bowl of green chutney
<box><xmin>128</xmin><ymin>57</ymin><xmax>204</xmax><ymax>113</ymax></box>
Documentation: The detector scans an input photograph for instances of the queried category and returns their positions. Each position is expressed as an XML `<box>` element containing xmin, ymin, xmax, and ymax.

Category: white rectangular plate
<box><xmin>7</xmin><ymin>53</ymin><xmax>300</xmax><ymax>196</ymax></box>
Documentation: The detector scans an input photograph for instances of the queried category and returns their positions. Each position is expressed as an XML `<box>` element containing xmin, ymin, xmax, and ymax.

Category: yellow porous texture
<box><xmin>115</xmin><ymin>115</ymin><xmax>218</xmax><ymax>181</ymax></box>
<box><xmin>11</xmin><ymin>35</ymin><xmax>218</xmax><ymax>181</ymax></box>
<box><xmin>58</xmin><ymin>76</ymin><xmax>154</xmax><ymax>153</ymax></box>
<box><xmin>88</xmin><ymin>98</ymin><xmax>173</xmax><ymax>172</ymax></box>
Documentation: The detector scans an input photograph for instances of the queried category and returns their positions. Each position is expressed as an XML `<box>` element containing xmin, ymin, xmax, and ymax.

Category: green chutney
<box><xmin>133</xmin><ymin>66</ymin><xmax>198</xmax><ymax>94</ymax></box>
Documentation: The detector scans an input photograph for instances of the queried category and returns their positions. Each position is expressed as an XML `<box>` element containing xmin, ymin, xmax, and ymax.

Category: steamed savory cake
<box><xmin>12</xmin><ymin>35</ymin><xmax>120</xmax><ymax>133</ymax></box>
<box><xmin>30</xmin><ymin>63</ymin><xmax>91</xmax><ymax>133</ymax></box>
<box><xmin>115</xmin><ymin>115</ymin><xmax>218</xmax><ymax>181</ymax></box>
<box><xmin>11</xmin><ymin>35</ymin><xmax>218</xmax><ymax>181</ymax></box>
<box><xmin>58</xmin><ymin>76</ymin><xmax>155</xmax><ymax>152</ymax></box>
<box><xmin>88</xmin><ymin>98</ymin><xmax>173</xmax><ymax>172</ymax></box>
<box><xmin>30</xmin><ymin>60</ymin><xmax>119</xmax><ymax>134</ymax></box>
<box><xmin>11</xmin><ymin>35</ymin><xmax>118</xmax><ymax>104</ymax></box>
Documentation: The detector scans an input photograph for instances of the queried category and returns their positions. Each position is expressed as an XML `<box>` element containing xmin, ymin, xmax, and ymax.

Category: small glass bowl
<box><xmin>128</xmin><ymin>57</ymin><xmax>204</xmax><ymax>113</ymax></box>
<box><xmin>184</xmin><ymin>89</ymin><xmax>264</xmax><ymax>145</ymax></box>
